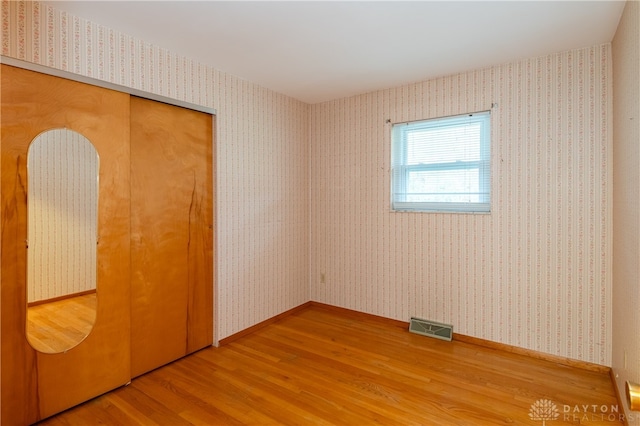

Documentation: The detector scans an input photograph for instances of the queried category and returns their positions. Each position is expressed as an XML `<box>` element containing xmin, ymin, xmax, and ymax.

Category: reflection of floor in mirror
<box><xmin>26</xmin><ymin>293</ymin><xmax>97</xmax><ymax>353</ymax></box>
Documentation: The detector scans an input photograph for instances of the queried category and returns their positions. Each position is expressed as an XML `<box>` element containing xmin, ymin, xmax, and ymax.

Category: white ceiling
<box><xmin>44</xmin><ymin>1</ymin><xmax>626</xmax><ymax>104</ymax></box>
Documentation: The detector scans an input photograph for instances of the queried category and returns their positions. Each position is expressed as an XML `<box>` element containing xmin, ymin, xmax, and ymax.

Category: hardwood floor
<box><xmin>27</xmin><ymin>293</ymin><xmax>97</xmax><ymax>353</ymax></box>
<box><xmin>38</xmin><ymin>304</ymin><xmax>623</xmax><ymax>425</ymax></box>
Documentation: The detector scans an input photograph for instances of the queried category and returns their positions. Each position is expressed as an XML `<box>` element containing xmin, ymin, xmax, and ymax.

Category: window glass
<box><xmin>391</xmin><ymin>111</ymin><xmax>491</xmax><ymax>213</ymax></box>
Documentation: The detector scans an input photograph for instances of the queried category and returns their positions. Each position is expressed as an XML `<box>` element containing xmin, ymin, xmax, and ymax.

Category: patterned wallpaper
<box><xmin>310</xmin><ymin>45</ymin><xmax>613</xmax><ymax>365</ymax></box>
<box><xmin>612</xmin><ymin>0</ymin><xmax>640</xmax><ymax>421</ymax></box>
<box><xmin>27</xmin><ymin>129</ymin><xmax>99</xmax><ymax>303</ymax></box>
<box><xmin>2</xmin><ymin>0</ymin><xmax>617</xmax><ymax>366</ymax></box>
<box><xmin>1</xmin><ymin>0</ymin><xmax>310</xmax><ymax>340</ymax></box>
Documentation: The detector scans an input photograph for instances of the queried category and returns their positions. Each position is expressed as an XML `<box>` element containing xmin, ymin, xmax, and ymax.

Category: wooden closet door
<box><xmin>1</xmin><ymin>65</ymin><xmax>131</xmax><ymax>424</ymax></box>
<box><xmin>130</xmin><ymin>96</ymin><xmax>214</xmax><ymax>377</ymax></box>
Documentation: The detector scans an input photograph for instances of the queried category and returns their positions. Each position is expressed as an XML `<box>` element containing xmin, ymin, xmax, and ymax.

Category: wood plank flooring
<box><xmin>38</xmin><ymin>304</ymin><xmax>623</xmax><ymax>425</ymax></box>
<box><xmin>27</xmin><ymin>293</ymin><xmax>97</xmax><ymax>353</ymax></box>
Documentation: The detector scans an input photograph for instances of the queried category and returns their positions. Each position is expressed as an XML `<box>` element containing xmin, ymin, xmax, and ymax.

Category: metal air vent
<box><xmin>409</xmin><ymin>317</ymin><xmax>453</xmax><ymax>341</ymax></box>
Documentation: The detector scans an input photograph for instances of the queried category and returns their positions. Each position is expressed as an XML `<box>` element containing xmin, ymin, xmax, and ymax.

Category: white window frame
<box><xmin>391</xmin><ymin>111</ymin><xmax>491</xmax><ymax>213</ymax></box>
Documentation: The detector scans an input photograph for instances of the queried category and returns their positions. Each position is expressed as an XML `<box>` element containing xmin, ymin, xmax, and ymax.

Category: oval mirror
<box><xmin>26</xmin><ymin>129</ymin><xmax>99</xmax><ymax>354</ymax></box>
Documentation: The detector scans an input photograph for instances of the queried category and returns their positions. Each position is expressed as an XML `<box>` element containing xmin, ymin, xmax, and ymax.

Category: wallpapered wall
<box><xmin>612</xmin><ymin>1</ymin><xmax>640</xmax><ymax>421</ymax></box>
<box><xmin>1</xmin><ymin>0</ymin><xmax>310</xmax><ymax>340</ymax></box>
<box><xmin>310</xmin><ymin>46</ymin><xmax>612</xmax><ymax>365</ymax></box>
<box><xmin>27</xmin><ymin>129</ymin><xmax>99</xmax><ymax>303</ymax></box>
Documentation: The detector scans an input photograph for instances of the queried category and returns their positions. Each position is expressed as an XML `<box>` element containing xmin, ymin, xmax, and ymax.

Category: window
<box><xmin>391</xmin><ymin>111</ymin><xmax>491</xmax><ymax>213</ymax></box>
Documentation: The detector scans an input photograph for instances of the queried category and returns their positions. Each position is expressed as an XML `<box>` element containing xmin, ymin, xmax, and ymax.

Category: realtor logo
<box><xmin>529</xmin><ymin>399</ymin><xmax>559</xmax><ymax>425</ymax></box>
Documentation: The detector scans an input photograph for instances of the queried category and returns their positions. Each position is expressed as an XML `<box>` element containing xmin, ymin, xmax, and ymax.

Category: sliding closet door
<box><xmin>130</xmin><ymin>96</ymin><xmax>214</xmax><ymax>377</ymax></box>
<box><xmin>1</xmin><ymin>65</ymin><xmax>131</xmax><ymax>424</ymax></box>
